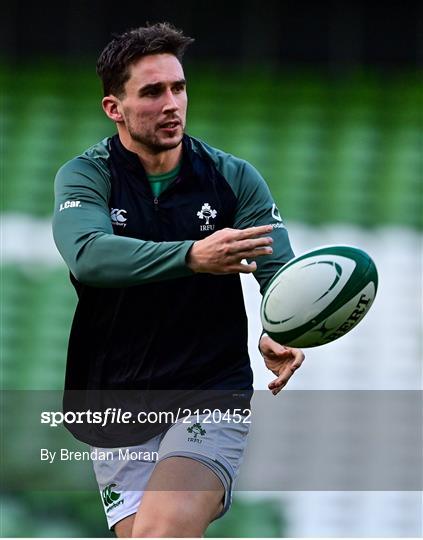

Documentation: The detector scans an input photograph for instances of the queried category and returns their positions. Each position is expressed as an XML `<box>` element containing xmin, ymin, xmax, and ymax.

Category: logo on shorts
<box><xmin>197</xmin><ymin>203</ymin><xmax>217</xmax><ymax>232</ymax></box>
<box><xmin>102</xmin><ymin>483</ymin><xmax>124</xmax><ymax>513</ymax></box>
<box><xmin>187</xmin><ymin>423</ymin><xmax>206</xmax><ymax>444</ymax></box>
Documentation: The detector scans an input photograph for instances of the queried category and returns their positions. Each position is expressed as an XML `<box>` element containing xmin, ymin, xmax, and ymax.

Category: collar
<box><xmin>110</xmin><ymin>134</ymin><xmax>203</xmax><ymax>196</ymax></box>
<box><xmin>111</xmin><ymin>133</ymin><xmax>196</xmax><ymax>175</ymax></box>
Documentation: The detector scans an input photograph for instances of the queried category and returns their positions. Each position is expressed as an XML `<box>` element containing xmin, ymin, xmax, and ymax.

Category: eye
<box><xmin>145</xmin><ymin>88</ymin><xmax>160</xmax><ymax>97</ymax></box>
<box><xmin>173</xmin><ymin>83</ymin><xmax>185</xmax><ymax>93</ymax></box>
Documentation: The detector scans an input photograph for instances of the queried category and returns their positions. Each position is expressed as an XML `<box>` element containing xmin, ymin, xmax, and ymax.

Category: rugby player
<box><xmin>53</xmin><ymin>22</ymin><xmax>305</xmax><ymax>538</ymax></box>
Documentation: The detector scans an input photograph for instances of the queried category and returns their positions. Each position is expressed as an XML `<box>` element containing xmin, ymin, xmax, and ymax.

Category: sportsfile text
<box><xmin>40</xmin><ymin>408</ymin><xmax>252</xmax><ymax>427</ymax></box>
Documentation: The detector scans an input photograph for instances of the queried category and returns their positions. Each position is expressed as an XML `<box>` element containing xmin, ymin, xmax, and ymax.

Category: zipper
<box><xmin>152</xmin><ymin>175</ymin><xmax>180</xmax><ymax>209</ymax></box>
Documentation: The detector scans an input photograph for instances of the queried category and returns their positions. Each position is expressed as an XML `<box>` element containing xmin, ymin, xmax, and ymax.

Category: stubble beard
<box><xmin>128</xmin><ymin>122</ymin><xmax>184</xmax><ymax>154</ymax></box>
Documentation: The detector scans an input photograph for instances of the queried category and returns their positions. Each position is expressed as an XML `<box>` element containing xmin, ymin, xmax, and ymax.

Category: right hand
<box><xmin>187</xmin><ymin>225</ymin><xmax>274</xmax><ymax>274</ymax></box>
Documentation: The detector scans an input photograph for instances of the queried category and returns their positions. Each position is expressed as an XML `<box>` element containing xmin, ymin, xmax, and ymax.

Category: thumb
<box><xmin>261</xmin><ymin>337</ymin><xmax>287</xmax><ymax>356</ymax></box>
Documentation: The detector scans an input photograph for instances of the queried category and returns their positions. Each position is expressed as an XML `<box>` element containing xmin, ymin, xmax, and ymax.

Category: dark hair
<box><xmin>96</xmin><ymin>22</ymin><xmax>194</xmax><ymax>97</ymax></box>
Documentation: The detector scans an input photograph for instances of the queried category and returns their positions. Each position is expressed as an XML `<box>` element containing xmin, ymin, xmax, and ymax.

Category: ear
<box><xmin>102</xmin><ymin>95</ymin><xmax>124</xmax><ymax>122</ymax></box>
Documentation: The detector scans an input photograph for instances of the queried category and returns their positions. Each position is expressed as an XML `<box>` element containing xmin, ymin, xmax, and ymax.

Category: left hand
<box><xmin>259</xmin><ymin>334</ymin><xmax>305</xmax><ymax>395</ymax></box>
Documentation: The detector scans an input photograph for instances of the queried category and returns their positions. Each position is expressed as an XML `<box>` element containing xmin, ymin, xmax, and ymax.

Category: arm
<box><xmin>210</xmin><ymin>154</ymin><xmax>304</xmax><ymax>389</ymax></box>
<box><xmin>53</xmin><ymin>157</ymin><xmax>195</xmax><ymax>287</ymax></box>
<box><xmin>230</xmin><ymin>160</ymin><xmax>295</xmax><ymax>293</ymax></box>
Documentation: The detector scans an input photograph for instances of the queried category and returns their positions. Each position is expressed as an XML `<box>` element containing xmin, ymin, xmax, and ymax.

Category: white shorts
<box><xmin>91</xmin><ymin>414</ymin><xmax>250</xmax><ymax>530</ymax></box>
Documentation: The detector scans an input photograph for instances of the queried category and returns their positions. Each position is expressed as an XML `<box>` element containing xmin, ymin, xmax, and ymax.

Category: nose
<box><xmin>162</xmin><ymin>88</ymin><xmax>178</xmax><ymax>113</ymax></box>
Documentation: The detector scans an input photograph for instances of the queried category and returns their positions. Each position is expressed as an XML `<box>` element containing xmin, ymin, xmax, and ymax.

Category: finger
<box><xmin>236</xmin><ymin>247</ymin><xmax>273</xmax><ymax>259</ymax></box>
<box><xmin>268</xmin><ymin>364</ymin><xmax>299</xmax><ymax>390</ymax></box>
<box><xmin>235</xmin><ymin>225</ymin><xmax>274</xmax><ymax>240</ymax></box>
<box><xmin>235</xmin><ymin>261</ymin><xmax>257</xmax><ymax>274</ymax></box>
<box><xmin>211</xmin><ymin>261</ymin><xmax>258</xmax><ymax>275</ymax></box>
<box><xmin>268</xmin><ymin>379</ymin><xmax>285</xmax><ymax>395</ymax></box>
<box><xmin>292</xmin><ymin>354</ymin><xmax>305</xmax><ymax>370</ymax></box>
<box><xmin>287</xmin><ymin>348</ymin><xmax>305</xmax><ymax>369</ymax></box>
<box><xmin>261</xmin><ymin>342</ymin><xmax>292</xmax><ymax>357</ymax></box>
<box><xmin>262</xmin><ymin>342</ymin><xmax>304</xmax><ymax>362</ymax></box>
<box><xmin>227</xmin><ymin>238</ymin><xmax>273</xmax><ymax>255</ymax></box>
<box><xmin>269</xmin><ymin>379</ymin><xmax>287</xmax><ymax>395</ymax></box>
<box><xmin>268</xmin><ymin>376</ymin><xmax>287</xmax><ymax>390</ymax></box>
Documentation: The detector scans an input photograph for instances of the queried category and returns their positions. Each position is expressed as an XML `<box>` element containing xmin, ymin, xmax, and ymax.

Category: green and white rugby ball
<box><xmin>260</xmin><ymin>245</ymin><xmax>378</xmax><ymax>348</ymax></box>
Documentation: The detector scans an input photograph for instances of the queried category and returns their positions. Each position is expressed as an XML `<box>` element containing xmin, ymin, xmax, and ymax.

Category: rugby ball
<box><xmin>260</xmin><ymin>245</ymin><xmax>378</xmax><ymax>348</ymax></box>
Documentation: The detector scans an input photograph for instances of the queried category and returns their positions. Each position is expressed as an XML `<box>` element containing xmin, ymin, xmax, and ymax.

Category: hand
<box><xmin>259</xmin><ymin>334</ymin><xmax>305</xmax><ymax>395</ymax></box>
<box><xmin>187</xmin><ymin>225</ymin><xmax>273</xmax><ymax>274</ymax></box>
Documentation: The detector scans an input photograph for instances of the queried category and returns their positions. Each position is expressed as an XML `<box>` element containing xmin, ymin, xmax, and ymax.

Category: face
<box><xmin>115</xmin><ymin>53</ymin><xmax>187</xmax><ymax>153</ymax></box>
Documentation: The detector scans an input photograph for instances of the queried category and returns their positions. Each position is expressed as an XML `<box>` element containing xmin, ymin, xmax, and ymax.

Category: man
<box><xmin>53</xmin><ymin>22</ymin><xmax>304</xmax><ymax>538</ymax></box>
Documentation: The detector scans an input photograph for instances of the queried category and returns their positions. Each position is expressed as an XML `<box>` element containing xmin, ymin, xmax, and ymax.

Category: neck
<box><xmin>118</xmin><ymin>131</ymin><xmax>183</xmax><ymax>175</ymax></box>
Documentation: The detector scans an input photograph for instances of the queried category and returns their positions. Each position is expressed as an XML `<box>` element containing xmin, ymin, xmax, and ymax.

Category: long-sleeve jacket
<box><xmin>53</xmin><ymin>134</ymin><xmax>294</xmax><ymax>444</ymax></box>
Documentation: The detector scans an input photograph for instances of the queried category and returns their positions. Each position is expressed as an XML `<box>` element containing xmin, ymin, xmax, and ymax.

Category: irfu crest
<box><xmin>197</xmin><ymin>203</ymin><xmax>217</xmax><ymax>225</ymax></box>
<box><xmin>187</xmin><ymin>423</ymin><xmax>206</xmax><ymax>441</ymax></box>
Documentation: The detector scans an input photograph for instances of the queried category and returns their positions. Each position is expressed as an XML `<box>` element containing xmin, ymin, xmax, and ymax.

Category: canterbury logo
<box><xmin>271</xmin><ymin>204</ymin><xmax>282</xmax><ymax>222</ymax></box>
<box><xmin>102</xmin><ymin>484</ymin><xmax>121</xmax><ymax>507</ymax></box>
<box><xmin>270</xmin><ymin>203</ymin><xmax>286</xmax><ymax>229</ymax></box>
<box><xmin>110</xmin><ymin>208</ymin><xmax>127</xmax><ymax>227</ymax></box>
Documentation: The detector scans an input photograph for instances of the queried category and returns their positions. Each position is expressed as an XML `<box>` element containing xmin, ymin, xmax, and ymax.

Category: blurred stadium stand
<box><xmin>2</xmin><ymin>65</ymin><xmax>421</xmax><ymax>227</ymax></box>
